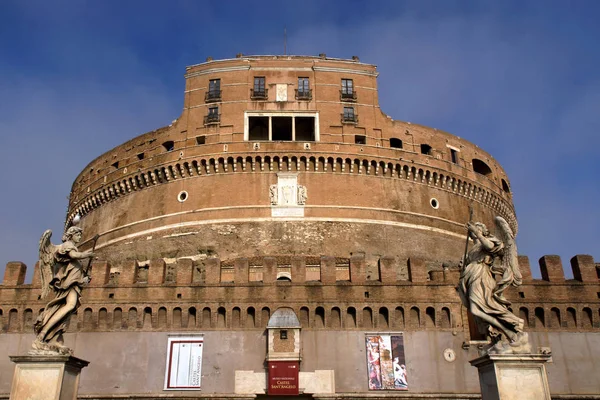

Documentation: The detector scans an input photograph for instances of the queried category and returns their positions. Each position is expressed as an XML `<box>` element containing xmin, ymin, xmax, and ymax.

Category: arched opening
<box><xmin>501</xmin><ymin>179</ymin><xmax>510</xmax><ymax>193</ymax></box>
<box><xmin>173</xmin><ymin>308</ymin><xmax>182</xmax><ymax>328</ymax></box>
<box><xmin>8</xmin><ymin>309</ymin><xmax>18</xmax><ymax>331</ymax></box>
<box><xmin>390</xmin><ymin>138</ymin><xmax>403</xmax><ymax>149</ymax></box>
<box><xmin>162</xmin><ymin>140</ymin><xmax>174</xmax><ymax>152</ymax></box>
<box><xmin>410</xmin><ymin>307</ymin><xmax>420</xmax><ymax>328</ymax></box>
<box><xmin>534</xmin><ymin>307</ymin><xmax>545</xmax><ymax>328</ymax></box>
<box><xmin>299</xmin><ymin>307</ymin><xmax>309</xmax><ymax>327</ymax></box>
<box><xmin>566</xmin><ymin>307</ymin><xmax>577</xmax><ymax>328</ymax></box>
<box><xmin>246</xmin><ymin>307</ymin><xmax>256</xmax><ymax>328</ymax></box>
<box><xmin>217</xmin><ymin>307</ymin><xmax>226</xmax><ymax>328</ymax></box>
<box><xmin>83</xmin><ymin>308</ymin><xmax>94</xmax><ymax>330</ymax></box>
<box><xmin>23</xmin><ymin>309</ymin><xmax>33</xmax><ymax>330</ymax></box>
<box><xmin>519</xmin><ymin>307</ymin><xmax>529</xmax><ymax>328</ymax></box>
<box><xmin>232</xmin><ymin>307</ymin><xmax>241</xmax><ymax>328</ymax></box>
<box><xmin>98</xmin><ymin>308</ymin><xmax>108</xmax><ymax>329</ymax></box>
<box><xmin>550</xmin><ymin>307</ymin><xmax>561</xmax><ymax>328</ymax></box>
<box><xmin>202</xmin><ymin>308</ymin><xmax>211</xmax><ymax>328</ymax></box>
<box><xmin>378</xmin><ymin>307</ymin><xmax>389</xmax><ymax>328</ymax></box>
<box><xmin>425</xmin><ymin>307</ymin><xmax>436</xmax><ymax>328</ymax></box>
<box><xmin>315</xmin><ymin>307</ymin><xmax>325</xmax><ymax>328</ymax></box>
<box><xmin>128</xmin><ymin>307</ymin><xmax>138</xmax><ymax>329</ymax></box>
<box><xmin>113</xmin><ymin>308</ymin><xmax>122</xmax><ymax>330</ymax></box>
<box><xmin>158</xmin><ymin>307</ymin><xmax>167</xmax><ymax>328</ymax></box>
<box><xmin>472</xmin><ymin>158</ymin><xmax>492</xmax><ymax>176</ymax></box>
<box><xmin>440</xmin><ymin>307</ymin><xmax>451</xmax><ymax>328</ymax></box>
<box><xmin>188</xmin><ymin>307</ymin><xmax>197</xmax><ymax>328</ymax></box>
<box><xmin>261</xmin><ymin>307</ymin><xmax>271</xmax><ymax>327</ymax></box>
<box><xmin>362</xmin><ymin>307</ymin><xmax>373</xmax><ymax>328</ymax></box>
<box><xmin>394</xmin><ymin>307</ymin><xmax>405</xmax><ymax>328</ymax></box>
<box><xmin>330</xmin><ymin>307</ymin><xmax>341</xmax><ymax>328</ymax></box>
<box><xmin>346</xmin><ymin>307</ymin><xmax>357</xmax><ymax>328</ymax></box>
<box><xmin>142</xmin><ymin>307</ymin><xmax>153</xmax><ymax>329</ymax></box>
<box><xmin>582</xmin><ymin>307</ymin><xmax>593</xmax><ymax>328</ymax></box>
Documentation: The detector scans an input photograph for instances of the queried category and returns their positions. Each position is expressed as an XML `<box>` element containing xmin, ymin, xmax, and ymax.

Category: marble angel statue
<box><xmin>31</xmin><ymin>227</ymin><xmax>95</xmax><ymax>355</ymax></box>
<box><xmin>458</xmin><ymin>216</ymin><xmax>530</xmax><ymax>354</ymax></box>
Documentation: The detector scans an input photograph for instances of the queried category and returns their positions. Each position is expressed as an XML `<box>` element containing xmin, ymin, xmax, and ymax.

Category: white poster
<box><xmin>164</xmin><ymin>335</ymin><xmax>204</xmax><ymax>390</ymax></box>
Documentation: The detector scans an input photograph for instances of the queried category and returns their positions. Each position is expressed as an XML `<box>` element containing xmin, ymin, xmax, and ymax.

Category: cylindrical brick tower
<box><xmin>67</xmin><ymin>55</ymin><xmax>515</xmax><ymax>270</ymax></box>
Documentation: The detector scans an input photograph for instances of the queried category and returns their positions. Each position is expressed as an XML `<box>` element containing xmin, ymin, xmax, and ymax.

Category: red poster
<box><xmin>268</xmin><ymin>361</ymin><xmax>300</xmax><ymax>395</ymax></box>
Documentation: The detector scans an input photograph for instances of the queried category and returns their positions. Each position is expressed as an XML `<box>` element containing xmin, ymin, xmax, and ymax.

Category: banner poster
<box><xmin>365</xmin><ymin>334</ymin><xmax>408</xmax><ymax>390</ymax></box>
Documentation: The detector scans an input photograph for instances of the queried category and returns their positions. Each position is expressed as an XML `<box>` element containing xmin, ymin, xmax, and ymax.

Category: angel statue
<box><xmin>457</xmin><ymin>216</ymin><xmax>531</xmax><ymax>354</ymax></box>
<box><xmin>31</xmin><ymin>227</ymin><xmax>95</xmax><ymax>355</ymax></box>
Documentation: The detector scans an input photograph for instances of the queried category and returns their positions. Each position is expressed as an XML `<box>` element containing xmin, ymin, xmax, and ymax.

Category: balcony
<box><xmin>295</xmin><ymin>89</ymin><xmax>312</xmax><ymax>101</ymax></box>
<box><xmin>204</xmin><ymin>114</ymin><xmax>221</xmax><ymax>125</ymax></box>
<box><xmin>250</xmin><ymin>88</ymin><xmax>268</xmax><ymax>100</ymax></box>
<box><xmin>341</xmin><ymin>113</ymin><xmax>358</xmax><ymax>124</ymax></box>
<box><xmin>340</xmin><ymin>90</ymin><xmax>357</xmax><ymax>102</ymax></box>
<box><xmin>205</xmin><ymin>90</ymin><xmax>222</xmax><ymax>103</ymax></box>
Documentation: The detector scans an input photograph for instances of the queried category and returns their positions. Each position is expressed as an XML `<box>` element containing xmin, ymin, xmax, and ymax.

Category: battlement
<box><xmin>3</xmin><ymin>253</ymin><xmax>598</xmax><ymax>288</ymax></box>
<box><xmin>1</xmin><ymin>253</ymin><xmax>598</xmax><ymax>335</ymax></box>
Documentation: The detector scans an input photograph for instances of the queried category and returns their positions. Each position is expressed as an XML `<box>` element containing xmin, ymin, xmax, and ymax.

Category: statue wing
<box><xmin>38</xmin><ymin>230</ymin><xmax>56</xmax><ymax>299</ymax></box>
<box><xmin>493</xmin><ymin>216</ymin><xmax>522</xmax><ymax>302</ymax></box>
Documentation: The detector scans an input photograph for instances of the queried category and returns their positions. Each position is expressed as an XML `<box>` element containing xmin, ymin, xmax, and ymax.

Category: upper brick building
<box><xmin>1</xmin><ymin>55</ymin><xmax>599</xmax><ymax>400</ymax></box>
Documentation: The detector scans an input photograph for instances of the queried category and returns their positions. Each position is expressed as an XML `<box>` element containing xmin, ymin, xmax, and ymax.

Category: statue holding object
<box><xmin>458</xmin><ymin>216</ymin><xmax>531</xmax><ymax>354</ymax></box>
<box><xmin>31</xmin><ymin>227</ymin><xmax>96</xmax><ymax>355</ymax></box>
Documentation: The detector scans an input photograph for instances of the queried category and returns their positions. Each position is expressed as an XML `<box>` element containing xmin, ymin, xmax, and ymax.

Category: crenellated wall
<box><xmin>1</xmin><ymin>254</ymin><xmax>598</xmax><ymax>335</ymax></box>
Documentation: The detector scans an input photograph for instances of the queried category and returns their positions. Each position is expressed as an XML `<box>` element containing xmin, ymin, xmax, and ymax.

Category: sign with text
<box><xmin>268</xmin><ymin>361</ymin><xmax>300</xmax><ymax>395</ymax></box>
<box><xmin>164</xmin><ymin>336</ymin><xmax>203</xmax><ymax>390</ymax></box>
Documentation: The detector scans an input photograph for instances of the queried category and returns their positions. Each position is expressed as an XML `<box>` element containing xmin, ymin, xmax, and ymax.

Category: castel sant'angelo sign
<box><xmin>1</xmin><ymin>54</ymin><xmax>599</xmax><ymax>400</ymax></box>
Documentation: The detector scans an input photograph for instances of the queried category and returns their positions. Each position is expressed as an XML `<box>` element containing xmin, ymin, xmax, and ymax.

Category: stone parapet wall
<box><xmin>1</xmin><ymin>254</ymin><xmax>598</xmax><ymax>335</ymax></box>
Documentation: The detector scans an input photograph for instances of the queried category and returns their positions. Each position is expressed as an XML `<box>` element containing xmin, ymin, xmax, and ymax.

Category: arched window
<box><xmin>188</xmin><ymin>307</ymin><xmax>197</xmax><ymax>328</ymax></box>
<box><xmin>566</xmin><ymin>307</ymin><xmax>577</xmax><ymax>328</ymax></box>
<box><xmin>143</xmin><ymin>307</ymin><xmax>153</xmax><ymax>329</ymax></box>
<box><xmin>440</xmin><ymin>307</ymin><xmax>451</xmax><ymax>329</ymax></box>
<box><xmin>390</xmin><ymin>138</ymin><xmax>403</xmax><ymax>149</ymax></box>
<box><xmin>315</xmin><ymin>307</ymin><xmax>325</xmax><ymax>328</ymax></box>
<box><xmin>232</xmin><ymin>307</ymin><xmax>241</xmax><ymax>328</ymax></box>
<box><xmin>128</xmin><ymin>307</ymin><xmax>138</xmax><ymax>329</ymax></box>
<box><xmin>246</xmin><ymin>307</ymin><xmax>256</xmax><ymax>328</ymax></box>
<box><xmin>162</xmin><ymin>141</ymin><xmax>174</xmax><ymax>152</ymax></box>
<box><xmin>472</xmin><ymin>158</ymin><xmax>492</xmax><ymax>176</ymax></box>
<box><xmin>299</xmin><ymin>307</ymin><xmax>309</xmax><ymax>328</ymax></box>
<box><xmin>550</xmin><ymin>307</ymin><xmax>561</xmax><ymax>328</ymax></box>
<box><xmin>173</xmin><ymin>308</ymin><xmax>182</xmax><ymax>329</ymax></box>
<box><xmin>501</xmin><ymin>179</ymin><xmax>510</xmax><ymax>193</ymax></box>
<box><xmin>202</xmin><ymin>307</ymin><xmax>211</xmax><ymax>328</ymax></box>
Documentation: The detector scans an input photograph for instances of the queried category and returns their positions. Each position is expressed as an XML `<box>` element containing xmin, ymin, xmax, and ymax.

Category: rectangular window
<box><xmin>205</xmin><ymin>107</ymin><xmax>219</xmax><ymax>125</ymax></box>
<box><xmin>295</xmin><ymin>116</ymin><xmax>315</xmax><ymax>141</ymax></box>
<box><xmin>206</xmin><ymin>79</ymin><xmax>221</xmax><ymax>102</ymax></box>
<box><xmin>343</xmin><ymin>107</ymin><xmax>356</xmax><ymax>122</ymax></box>
<box><xmin>298</xmin><ymin>77</ymin><xmax>309</xmax><ymax>92</ymax></box>
<box><xmin>272</xmin><ymin>117</ymin><xmax>293</xmax><ymax>141</ymax></box>
<box><xmin>254</xmin><ymin>76</ymin><xmax>265</xmax><ymax>93</ymax></box>
<box><xmin>248</xmin><ymin>116</ymin><xmax>269</xmax><ymax>141</ymax></box>
<box><xmin>355</xmin><ymin>135</ymin><xmax>366</xmax><ymax>145</ymax></box>
<box><xmin>341</xmin><ymin>79</ymin><xmax>353</xmax><ymax>95</ymax></box>
<box><xmin>450</xmin><ymin>148</ymin><xmax>459</xmax><ymax>164</ymax></box>
<box><xmin>195</xmin><ymin>136</ymin><xmax>206</xmax><ymax>145</ymax></box>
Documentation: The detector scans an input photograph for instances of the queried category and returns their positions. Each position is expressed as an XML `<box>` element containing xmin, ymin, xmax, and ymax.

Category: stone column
<box><xmin>9</xmin><ymin>355</ymin><xmax>89</xmax><ymax>400</ymax></box>
<box><xmin>470</xmin><ymin>353</ymin><xmax>552</xmax><ymax>400</ymax></box>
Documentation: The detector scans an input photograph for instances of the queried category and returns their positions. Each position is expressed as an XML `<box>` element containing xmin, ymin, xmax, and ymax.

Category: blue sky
<box><xmin>1</xmin><ymin>1</ymin><xmax>598</xmax><ymax>281</ymax></box>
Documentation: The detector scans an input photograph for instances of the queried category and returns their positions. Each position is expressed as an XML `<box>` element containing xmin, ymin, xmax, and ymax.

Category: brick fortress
<box><xmin>1</xmin><ymin>55</ymin><xmax>599</xmax><ymax>399</ymax></box>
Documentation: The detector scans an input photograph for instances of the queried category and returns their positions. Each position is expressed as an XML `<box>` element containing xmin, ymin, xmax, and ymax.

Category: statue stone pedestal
<box><xmin>470</xmin><ymin>353</ymin><xmax>552</xmax><ymax>400</ymax></box>
<box><xmin>8</xmin><ymin>355</ymin><xmax>89</xmax><ymax>400</ymax></box>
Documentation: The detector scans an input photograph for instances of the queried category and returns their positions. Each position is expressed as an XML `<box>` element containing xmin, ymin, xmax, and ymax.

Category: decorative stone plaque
<box><xmin>276</xmin><ymin>84</ymin><xmax>288</xmax><ymax>102</ymax></box>
<box><xmin>271</xmin><ymin>173</ymin><xmax>305</xmax><ymax>217</ymax></box>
